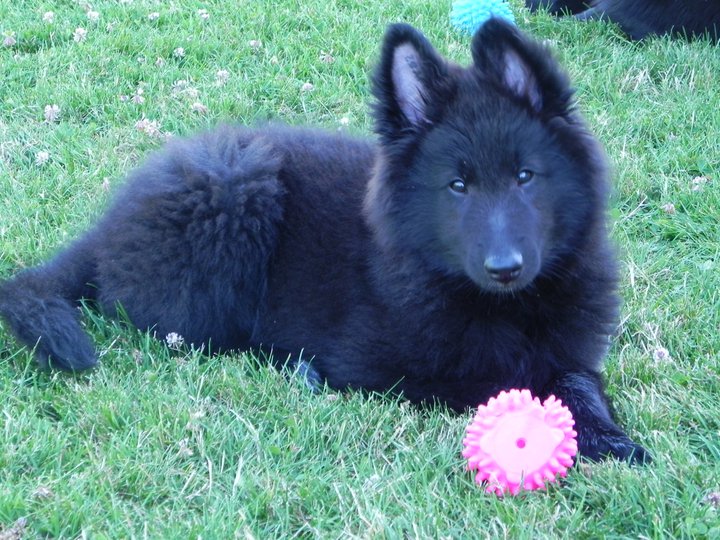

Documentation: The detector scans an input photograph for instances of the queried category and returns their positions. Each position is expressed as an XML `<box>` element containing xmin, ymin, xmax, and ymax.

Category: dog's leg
<box><xmin>543</xmin><ymin>371</ymin><xmax>650</xmax><ymax>464</ymax></box>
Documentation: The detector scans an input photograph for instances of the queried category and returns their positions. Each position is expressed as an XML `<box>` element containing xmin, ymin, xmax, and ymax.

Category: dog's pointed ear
<box><xmin>471</xmin><ymin>18</ymin><xmax>574</xmax><ymax>117</ymax></box>
<box><xmin>372</xmin><ymin>24</ymin><xmax>451</xmax><ymax>140</ymax></box>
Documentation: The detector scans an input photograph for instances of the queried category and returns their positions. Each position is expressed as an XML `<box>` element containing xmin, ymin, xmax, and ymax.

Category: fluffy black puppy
<box><xmin>0</xmin><ymin>19</ymin><xmax>648</xmax><ymax>463</ymax></box>
<box><xmin>528</xmin><ymin>0</ymin><xmax>720</xmax><ymax>40</ymax></box>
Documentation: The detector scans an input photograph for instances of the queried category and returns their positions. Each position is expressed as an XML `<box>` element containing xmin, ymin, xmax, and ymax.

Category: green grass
<box><xmin>1</xmin><ymin>0</ymin><xmax>719</xmax><ymax>538</ymax></box>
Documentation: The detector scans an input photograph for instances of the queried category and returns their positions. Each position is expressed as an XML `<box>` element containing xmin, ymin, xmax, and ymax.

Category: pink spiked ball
<box><xmin>462</xmin><ymin>389</ymin><xmax>577</xmax><ymax>496</ymax></box>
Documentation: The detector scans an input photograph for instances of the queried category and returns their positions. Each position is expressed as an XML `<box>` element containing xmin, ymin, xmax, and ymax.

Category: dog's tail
<box><xmin>0</xmin><ymin>235</ymin><xmax>99</xmax><ymax>370</ymax></box>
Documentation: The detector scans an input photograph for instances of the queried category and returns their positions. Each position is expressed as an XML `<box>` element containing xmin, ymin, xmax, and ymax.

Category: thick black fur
<box><xmin>526</xmin><ymin>0</ymin><xmax>591</xmax><ymax>15</ymax></box>
<box><xmin>0</xmin><ymin>19</ymin><xmax>648</xmax><ymax>463</ymax></box>
<box><xmin>528</xmin><ymin>0</ymin><xmax>720</xmax><ymax>40</ymax></box>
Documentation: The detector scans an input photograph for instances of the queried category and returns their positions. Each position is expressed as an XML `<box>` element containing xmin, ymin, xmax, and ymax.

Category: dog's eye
<box><xmin>449</xmin><ymin>178</ymin><xmax>467</xmax><ymax>194</ymax></box>
<box><xmin>517</xmin><ymin>169</ymin><xmax>534</xmax><ymax>185</ymax></box>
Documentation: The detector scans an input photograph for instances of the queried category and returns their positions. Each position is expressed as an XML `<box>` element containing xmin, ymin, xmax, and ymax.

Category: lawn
<box><xmin>1</xmin><ymin>0</ymin><xmax>719</xmax><ymax>538</ymax></box>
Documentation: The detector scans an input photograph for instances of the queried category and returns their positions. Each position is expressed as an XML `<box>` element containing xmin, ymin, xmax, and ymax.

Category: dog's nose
<box><xmin>484</xmin><ymin>252</ymin><xmax>523</xmax><ymax>284</ymax></box>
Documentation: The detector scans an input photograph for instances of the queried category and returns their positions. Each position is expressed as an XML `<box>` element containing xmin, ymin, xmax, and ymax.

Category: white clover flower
<box><xmin>35</xmin><ymin>151</ymin><xmax>50</xmax><ymax>166</ymax></box>
<box><xmin>661</xmin><ymin>202</ymin><xmax>676</xmax><ymax>214</ymax></box>
<box><xmin>44</xmin><ymin>104</ymin><xmax>61</xmax><ymax>122</ymax></box>
<box><xmin>248</xmin><ymin>39</ymin><xmax>262</xmax><ymax>50</ymax></box>
<box><xmin>171</xmin><ymin>79</ymin><xmax>199</xmax><ymax>100</ymax></box>
<box><xmin>197</xmin><ymin>8</ymin><xmax>210</xmax><ymax>20</ymax></box>
<box><xmin>87</xmin><ymin>10</ymin><xmax>100</xmax><ymax>23</ymax></box>
<box><xmin>339</xmin><ymin>116</ymin><xmax>350</xmax><ymax>126</ymax></box>
<box><xmin>652</xmin><ymin>347</ymin><xmax>671</xmax><ymax>364</ymax></box>
<box><xmin>73</xmin><ymin>27</ymin><xmax>87</xmax><ymax>42</ymax></box>
<box><xmin>135</xmin><ymin>118</ymin><xmax>162</xmax><ymax>138</ymax></box>
<box><xmin>171</xmin><ymin>79</ymin><xmax>189</xmax><ymax>92</ymax></box>
<box><xmin>165</xmin><ymin>332</ymin><xmax>185</xmax><ymax>348</ymax></box>
<box><xmin>2</xmin><ymin>34</ymin><xmax>16</xmax><ymax>47</ymax></box>
<box><xmin>155</xmin><ymin>57</ymin><xmax>165</xmax><ymax>67</ymax></box>
<box><xmin>191</xmin><ymin>102</ymin><xmax>208</xmax><ymax>114</ymax></box>
<box><xmin>691</xmin><ymin>176</ymin><xmax>709</xmax><ymax>192</ymax></box>
<box><xmin>148</xmin><ymin>12</ymin><xmax>160</xmax><ymax>21</ymax></box>
<box><xmin>32</xmin><ymin>486</ymin><xmax>53</xmax><ymax>499</ymax></box>
<box><xmin>301</xmin><ymin>82</ymin><xmax>314</xmax><ymax>92</ymax></box>
<box><xmin>0</xmin><ymin>518</ymin><xmax>26</xmax><ymax>539</ymax></box>
<box><xmin>43</xmin><ymin>11</ymin><xmax>55</xmax><ymax>23</ymax></box>
<box><xmin>173</xmin><ymin>47</ymin><xmax>185</xmax><ymax>58</ymax></box>
<box><xmin>215</xmin><ymin>69</ymin><xmax>230</xmax><ymax>86</ymax></box>
<box><xmin>177</xmin><ymin>438</ymin><xmax>194</xmax><ymax>457</ymax></box>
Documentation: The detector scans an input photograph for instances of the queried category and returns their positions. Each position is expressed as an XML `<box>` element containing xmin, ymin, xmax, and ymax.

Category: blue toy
<box><xmin>450</xmin><ymin>0</ymin><xmax>516</xmax><ymax>35</ymax></box>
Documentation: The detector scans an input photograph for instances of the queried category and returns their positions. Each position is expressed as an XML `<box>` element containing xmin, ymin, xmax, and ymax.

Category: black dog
<box><xmin>527</xmin><ymin>0</ymin><xmax>720</xmax><ymax>40</ymax></box>
<box><xmin>0</xmin><ymin>19</ymin><xmax>648</xmax><ymax>463</ymax></box>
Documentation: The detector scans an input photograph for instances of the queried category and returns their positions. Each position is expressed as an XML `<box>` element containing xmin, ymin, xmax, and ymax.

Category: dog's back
<box><xmin>0</xmin><ymin>124</ymin><xmax>375</xmax><ymax>368</ymax></box>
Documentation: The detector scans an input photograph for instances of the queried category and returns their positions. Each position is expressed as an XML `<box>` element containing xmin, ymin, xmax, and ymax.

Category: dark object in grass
<box><xmin>526</xmin><ymin>0</ymin><xmax>590</xmax><ymax>15</ymax></box>
<box><xmin>527</xmin><ymin>0</ymin><xmax>720</xmax><ymax>41</ymax></box>
<box><xmin>0</xmin><ymin>18</ymin><xmax>649</xmax><ymax>464</ymax></box>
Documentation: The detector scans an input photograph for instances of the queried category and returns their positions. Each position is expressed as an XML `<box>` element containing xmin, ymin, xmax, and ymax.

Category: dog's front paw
<box><xmin>579</xmin><ymin>431</ymin><xmax>652</xmax><ymax>465</ymax></box>
<box><xmin>608</xmin><ymin>438</ymin><xmax>651</xmax><ymax>465</ymax></box>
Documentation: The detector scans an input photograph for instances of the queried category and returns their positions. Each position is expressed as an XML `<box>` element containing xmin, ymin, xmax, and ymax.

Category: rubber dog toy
<box><xmin>462</xmin><ymin>388</ymin><xmax>577</xmax><ymax>496</ymax></box>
